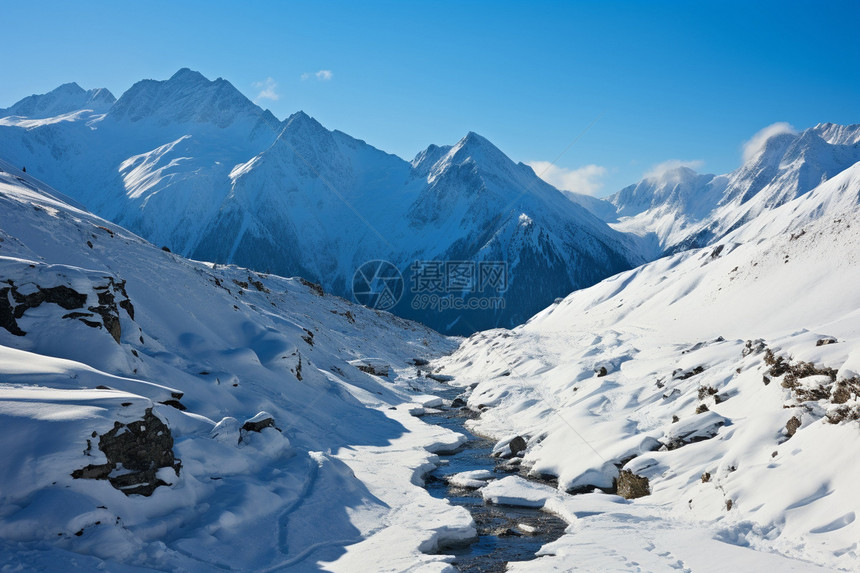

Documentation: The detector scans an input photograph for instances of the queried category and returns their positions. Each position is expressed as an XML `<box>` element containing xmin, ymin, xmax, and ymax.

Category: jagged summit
<box><xmin>813</xmin><ymin>122</ymin><xmax>860</xmax><ymax>145</ymax></box>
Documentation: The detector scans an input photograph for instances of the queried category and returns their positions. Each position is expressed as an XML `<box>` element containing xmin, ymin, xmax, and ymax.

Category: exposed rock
<box><xmin>0</xmin><ymin>278</ymin><xmax>133</xmax><ymax>344</ymax></box>
<box><xmin>301</xmin><ymin>328</ymin><xmax>314</xmax><ymax>346</ymax></box>
<box><xmin>831</xmin><ymin>378</ymin><xmax>860</xmax><ymax>404</ymax></box>
<box><xmin>241</xmin><ymin>412</ymin><xmax>277</xmax><ymax>433</ymax></box>
<box><xmin>697</xmin><ymin>385</ymin><xmax>718</xmax><ymax>400</ymax></box>
<box><xmin>701</xmin><ymin>472</ymin><xmax>711</xmax><ymax>483</ymax></box>
<box><xmin>596</xmin><ymin>366</ymin><xmax>608</xmax><ymax>377</ymax></box>
<box><xmin>356</xmin><ymin>362</ymin><xmax>390</xmax><ymax>377</ymax></box>
<box><xmin>742</xmin><ymin>339</ymin><xmax>767</xmax><ymax>357</ymax></box>
<box><xmin>508</xmin><ymin>435</ymin><xmax>527</xmax><ymax>456</ymax></box>
<box><xmin>160</xmin><ymin>399</ymin><xmax>187</xmax><ymax>411</ymax></box>
<box><xmin>72</xmin><ymin>408</ymin><xmax>180</xmax><ymax>496</ymax></box>
<box><xmin>450</xmin><ymin>397</ymin><xmax>467</xmax><ymax>408</ymax></box>
<box><xmin>816</xmin><ymin>337</ymin><xmax>838</xmax><ymax>347</ymax></box>
<box><xmin>662</xmin><ymin>411</ymin><xmax>727</xmax><ymax>450</ymax></box>
<box><xmin>411</xmin><ymin>357</ymin><xmax>430</xmax><ymax>366</ymax></box>
<box><xmin>674</xmin><ymin>366</ymin><xmax>705</xmax><ymax>380</ymax></box>
<box><xmin>299</xmin><ymin>277</ymin><xmax>324</xmax><ymax>296</ymax></box>
<box><xmin>616</xmin><ymin>470</ymin><xmax>650</xmax><ymax>499</ymax></box>
<box><xmin>1</xmin><ymin>283</ymin><xmax>88</xmax><ymax>336</ymax></box>
<box><xmin>786</xmin><ymin>416</ymin><xmax>801</xmax><ymax>437</ymax></box>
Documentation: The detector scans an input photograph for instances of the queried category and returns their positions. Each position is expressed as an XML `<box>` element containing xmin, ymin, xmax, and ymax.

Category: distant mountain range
<box><xmin>0</xmin><ymin>69</ymin><xmax>646</xmax><ymax>334</ymax></box>
<box><xmin>584</xmin><ymin>122</ymin><xmax>860</xmax><ymax>252</ymax></box>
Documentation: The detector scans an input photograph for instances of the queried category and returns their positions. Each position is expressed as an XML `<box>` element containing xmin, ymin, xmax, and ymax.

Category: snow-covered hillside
<box><xmin>579</xmin><ymin>123</ymin><xmax>860</xmax><ymax>254</ymax></box>
<box><xmin>0</xmin><ymin>70</ymin><xmax>645</xmax><ymax>335</ymax></box>
<box><xmin>434</xmin><ymin>158</ymin><xmax>860</xmax><ymax>570</ymax></box>
<box><xmin>0</xmin><ymin>160</ymin><xmax>482</xmax><ymax>571</ymax></box>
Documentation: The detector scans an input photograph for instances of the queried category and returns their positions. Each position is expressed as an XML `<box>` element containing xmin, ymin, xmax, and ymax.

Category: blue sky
<box><xmin>3</xmin><ymin>0</ymin><xmax>858</xmax><ymax>196</ymax></box>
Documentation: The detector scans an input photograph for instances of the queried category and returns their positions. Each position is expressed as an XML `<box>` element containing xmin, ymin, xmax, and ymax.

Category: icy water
<box><xmin>420</xmin><ymin>388</ymin><xmax>568</xmax><ymax>572</ymax></box>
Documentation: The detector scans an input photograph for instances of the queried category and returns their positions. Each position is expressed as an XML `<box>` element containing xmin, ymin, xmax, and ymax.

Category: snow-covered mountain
<box><xmin>434</xmin><ymin>155</ymin><xmax>860</xmax><ymax>570</ymax></box>
<box><xmin>0</xmin><ymin>159</ymin><xmax>481</xmax><ymax>571</ymax></box>
<box><xmin>0</xmin><ymin>70</ymin><xmax>645</xmax><ymax>335</ymax></box>
<box><xmin>581</xmin><ymin>123</ymin><xmax>860</xmax><ymax>254</ymax></box>
<box><xmin>0</xmin><ymin>82</ymin><xmax>115</xmax><ymax>122</ymax></box>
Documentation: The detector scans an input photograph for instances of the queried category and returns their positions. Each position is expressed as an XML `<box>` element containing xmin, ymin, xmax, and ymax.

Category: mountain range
<box><xmin>0</xmin><ymin>69</ymin><xmax>645</xmax><ymax>335</ymax></box>
<box><xmin>587</xmin><ymin>122</ymin><xmax>860</xmax><ymax>252</ymax></box>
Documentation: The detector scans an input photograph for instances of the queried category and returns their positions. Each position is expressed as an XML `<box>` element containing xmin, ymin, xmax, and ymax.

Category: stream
<box><xmin>420</xmin><ymin>387</ymin><xmax>568</xmax><ymax>572</ymax></box>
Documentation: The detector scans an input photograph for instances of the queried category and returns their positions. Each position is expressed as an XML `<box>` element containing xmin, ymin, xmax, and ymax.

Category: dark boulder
<box><xmin>509</xmin><ymin>436</ymin><xmax>527</xmax><ymax>456</ymax></box>
<box><xmin>242</xmin><ymin>413</ymin><xmax>277</xmax><ymax>433</ymax></box>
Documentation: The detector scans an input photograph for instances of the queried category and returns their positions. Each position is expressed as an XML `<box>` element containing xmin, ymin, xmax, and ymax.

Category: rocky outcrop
<box><xmin>72</xmin><ymin>408</ymin><xmax>180</xmax><ymax>496</ymax></box>
<box><xmin>0</xmin><ymin>277</ymin><xmax>133</xmax><ymax>343</ymax></box>
<box><xmin>615</xmin><ymin>470</ymin><xmax>650</xmax><ymax>499</ymax></box>
<box><xmin>1</xmin><ymin>281</ymin><xmax>86</xmax><ymax>335</ymax></box>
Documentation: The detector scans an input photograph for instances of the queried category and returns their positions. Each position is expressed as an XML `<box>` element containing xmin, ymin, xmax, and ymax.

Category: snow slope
<box><xmin>434</xmin><ymin>159</ymin><xmax>860</xmax><ymax>570</ymax></box>
<box><xmin>0</xmin><ymin>160</ymin><xmax>478</xmax><ymax>571</ymax></box>
<box><xmin>0</xmin><ymin>70</ymin><xmax>645</xmax><ymax>334</ymax></box>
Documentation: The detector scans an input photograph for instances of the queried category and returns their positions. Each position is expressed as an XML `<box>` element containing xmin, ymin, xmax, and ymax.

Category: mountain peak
<box><xmin>107</xmin><ymin>68</ymin><xmax>267</xmax><ymax>130</ymax></box>
<box><xmin>169</xmin><ymin>68</ymin><xmax>206</xmax><ymax>82</ymax></box>
<box><xmin>457</xmin><ymin>130</ymin><xmax>493</xmax><ymax>150</ymax></box>
<box><xmin>54</xmin><ymin>82</ymin><xmax>85</xmax><ymax>95</ymax></box>
<box><xmin>283</xmin><ymin>110</ymin><xmax>329</xmax><ymax>137</ymax></box>
<box><xmin>449</xmin><ymin>130</ymin><xmax>509</xmax><ymax>166</ymax></box>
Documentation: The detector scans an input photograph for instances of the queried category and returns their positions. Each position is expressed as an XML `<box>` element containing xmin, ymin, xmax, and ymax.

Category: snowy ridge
<box><xmin>434</xmin><ymin>162</ymin><xmax>860</xmax><ymax>570</ymax></box>
<box><xmin>0</xmin><ymin>69</ymin><xmax>644</xmax><ymax>334</ymax></box>
<box><xmin>0</xmin><ymin>162</ymin><xmax>480</xmax><ymax>571</ymax></box>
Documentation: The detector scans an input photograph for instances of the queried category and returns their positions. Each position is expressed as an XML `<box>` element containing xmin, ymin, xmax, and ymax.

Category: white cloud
<box><xmin>643</xmin><ymin>159</ymin><xmax>704</xmax><ymax>180</ymax></box>
<box><xmin>301</xmin><ymin>70</ymin><xmax>334</xmax><ymax>81</ymax></box>
<box><xmin>252</xmin><ymin>77</ymin><xmax>279</xmax><ymax>102</ymax></box>
<box><xmin>742</xmin><ymin>122</ymin><xmax>796</xmax><ymax>163</ymax></box>
<box><xmin>527</xmin><ymin>161</ymin><xmax>607</xmax><ymax>196</ymax></box>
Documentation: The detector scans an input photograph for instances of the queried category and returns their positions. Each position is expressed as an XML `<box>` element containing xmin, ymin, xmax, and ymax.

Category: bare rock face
<box><xmin>72</xmin><ymin>408</ymin><xmax>180</xmax><ymax>496</ymax></box>
<box><xmin>616</xmin><ymin>470</ymin><xmax>650</xmax><ymax>499</ymax></box>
